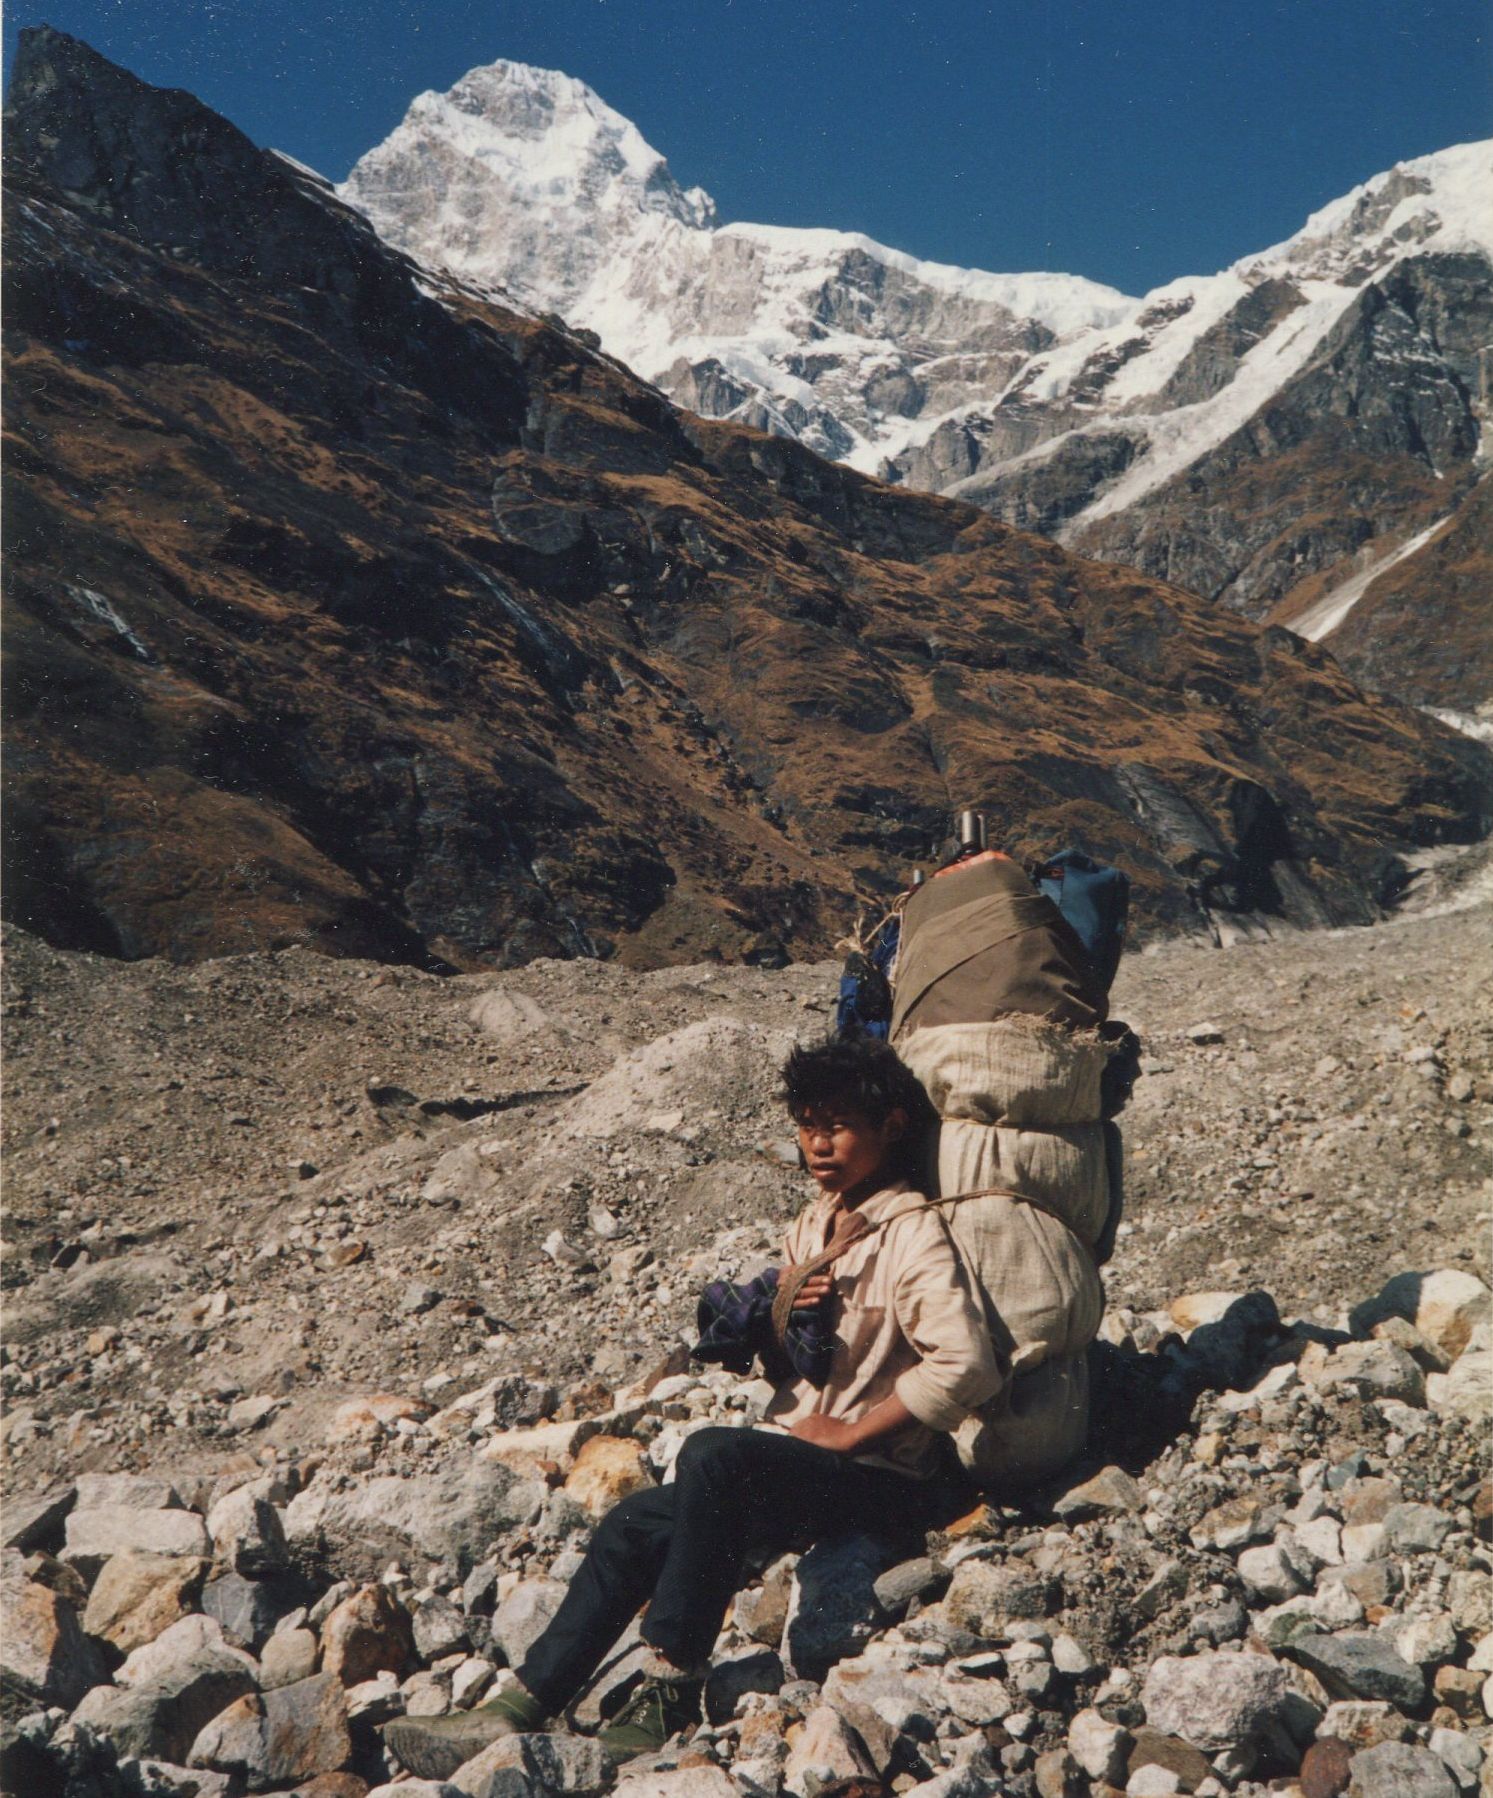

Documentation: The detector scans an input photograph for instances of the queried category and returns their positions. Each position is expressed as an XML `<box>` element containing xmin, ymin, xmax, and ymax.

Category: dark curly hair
<box><xmin>778</xmin><ymin>1036</ymin><xmax>937</xmax><ymax>1178</ymax></box>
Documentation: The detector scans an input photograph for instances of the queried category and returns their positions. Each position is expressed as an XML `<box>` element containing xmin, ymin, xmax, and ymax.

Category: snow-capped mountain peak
<box><xmin>344</xmin><ymin>59</ymin><xmax>714</xmax><ymax>309</ymax></box>
<box><xmin>1258</xmin><ymin>139</ymin><xmax>1493</xmax><ymax>276</ymax></box>
<box><xmin>340</xmin><ymin>58</ymin><xmax>1134</xmax><ymax>467</ymax></box>
<box><xmin>413</xmin><ymin>59</ymin><xmax>715</xmax><ymax>227</ymax></box>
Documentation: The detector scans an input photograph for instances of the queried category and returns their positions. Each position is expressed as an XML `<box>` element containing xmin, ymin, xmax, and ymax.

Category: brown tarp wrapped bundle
<box><xmin>890</xmin><ymin>852</ymin><xmax>1106</xmax><ymax>1037</ymax></box>
<box><xmin>891</xmin><ymin>853</ymin><xmax>1117</xmax><ymax>1495</ymax></box>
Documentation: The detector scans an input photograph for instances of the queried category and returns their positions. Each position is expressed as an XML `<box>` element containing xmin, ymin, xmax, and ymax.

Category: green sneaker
<box><xmin>598</xmin><ymin>1673</ymin><xmax>704</xmax><ymax>1763</ymax></box>
<box><xmin>384</xmin><ymin>1684</ymin><xmax>548</xmax><ymax>1779</ymax></box>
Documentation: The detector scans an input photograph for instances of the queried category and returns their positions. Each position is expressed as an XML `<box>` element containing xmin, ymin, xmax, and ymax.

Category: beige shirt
<box><xmin>761</xmin><ymin>1181</ymin><xmax>1001</xmax><ymax>1477</ymax></box>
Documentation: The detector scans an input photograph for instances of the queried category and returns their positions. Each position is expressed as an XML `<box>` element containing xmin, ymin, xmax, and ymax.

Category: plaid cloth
<box><xmin>692</xmin><ymin>1267</ymin><xmax>835</xmax><ymax>1386</ymax></box>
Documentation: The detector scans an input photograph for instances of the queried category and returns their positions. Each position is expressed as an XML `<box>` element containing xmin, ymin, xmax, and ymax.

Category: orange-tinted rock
<box><xmin>319</xmin><ymin>1585</ymin><xmax>414</xmax><ymax>1687</ymax></box>
<box><xmin>82</xmin><ymin>1551</ymin><xmax>210</xmax><ymax>1654</ymax></box>
<box><xmin>563</xmin><ymin>1435</ymin><xmax>653</xmax><ymax>1518</ymax></box>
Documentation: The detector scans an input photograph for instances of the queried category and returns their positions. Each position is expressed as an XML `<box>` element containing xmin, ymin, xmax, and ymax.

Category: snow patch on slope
<box><xmin>1288</xmin><ymin>515</ymin><xmax>1454</xmax><ymax>642</ymax></box>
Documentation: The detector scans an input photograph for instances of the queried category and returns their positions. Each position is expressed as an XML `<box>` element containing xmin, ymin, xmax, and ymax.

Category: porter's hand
<box><xmin>788</xmin><ymin>1414</ymin><xmax>859</xmax><ymax>1453</ymax></box>
<box><xmin>791</xmin><ymin>1273</ymin><xmax>833</xmax><ymax>1310</ymax></box>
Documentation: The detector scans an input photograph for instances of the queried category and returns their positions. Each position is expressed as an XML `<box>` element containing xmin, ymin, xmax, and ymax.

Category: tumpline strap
<box><xmin>768</xmin><ymin>1185</ymin><xmax>1096</xmax><ymax>1360</ymax></box>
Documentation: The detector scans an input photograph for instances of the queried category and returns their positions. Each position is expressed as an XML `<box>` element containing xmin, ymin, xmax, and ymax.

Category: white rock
<box><xmin>1467</xmin><ymin>1634</ymin><xmax>1493</xmax><ymax>1674</ymax></box>
<box><xmin>1052</xmin><ymin>1633</ymin><xmax>1098</xmax><ymax>1676</ymax></box>
<box><xmin>1068</xmin><ymin>1707</ymin><xmax>1130</xmax><ymax>1784</ymax></box>
<box><xmin>1307</xmin><ymin>1341</ymin><xmax>1426</xmax><ymax>1407</ymax></box>
<box><xmin>1358</xmin><ymin>1269</ymin><xmax>1492</xmax><ymax>1361</ymax></box>
<box><xmin>1312</xmin><ymin>1581</ymin><xmax>1368</xmax><ymax>1630</ymax></box>
<box><xmin>345</xmin><ymin>1669</ymin><xmax>403</xmax><ymax>1722</ymax></box>
<box><xmin>1141</xmin><ymin>1651</ymin><xmax>1294</xmax><ymax>1753</ymax></box>
<box><xmin>1295</xmin><ymin>1519</ymin><xmax>1343</xmax><ymax>1567</ymax></box>
<box><xmin>783</xmin><ymin>1704</ymin><xmax>877</xmax><ymax>1794</ymax></box>
<box><xmin>452</xmin><ymin>1657</ymin><xmax>495</xmax><ymax>1708</ymax></box>
<box><xmin>366</xmin><ymin>1783</ymin><xmax>465</xmax><ymax>1797</ymax></box>
<box><xmin>205</xmin><ymin>1485</ymin><xmax>288</xmax><ymax>1577</ymax></box>
<box><xmin>1427</xmin><ymin>1728</ymin><xmax>1482</xmax><ymax>1790</ymax></box>
<box><xmin>1237</xmin><ymin>1543</ymin><xmax>1307</xmax><ymax>1603</ymax></box>
<box><xmin>117</xmin><ymin>1615</ymin><xmax>254</xmax><ymax>1690</ymax></box>
<box><xmin>941</xmin><ymin>1671</ymin><xmax>1013</xmax><ymax>1726</ymax></box>
<box><xmin>226</xmin><ymin>1394</ymin><xmax>283</xmax><ymax>1431</ymax></box>
<box><xmin>1394</xmin><ymin>1613</ymin><xmax>1458</xmax><ymax>1666</ymax></box>
<box><xmin>613</xmin><ymin>1767</ymin><xmax>739</xmax><ymax>1798</ymax></box>
<box><xmin>1342</xmin><ymin>1523</ymin><xmax>1389</xmax><ymax>1562</ymax></box>
<box><xmin>1129</xmin><ymin>1768</ymin><xmax>1182</xmax><ymax>1798</ymax></box>
<box><xmin>1427</xmin><ymin>1343</ymin><xmax>1493</xmax><ymax>1423</ymax></box>
<box><xmin>62</xmin><ymin>1507</ymin><xmax>212</xmax><ymax>1579</ymax></box>
<box><xmin>75</xmin><ymin>1475</ymin><xmax>183</xmax><ymax>1511</ymax></box>
<box><xmin>261</xmin><ymin>1628</ymin><xmax>318</xmax><ymax>1690</ymax></box>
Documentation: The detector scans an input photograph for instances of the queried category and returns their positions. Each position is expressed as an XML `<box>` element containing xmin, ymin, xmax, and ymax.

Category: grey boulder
<box><xmin>783</xmin><ymin>1532</ymin><xmax>892</xmax><ymax>1684</ymax></box>
<box><xmin>188</xmin><ymin>1670</ymin><xmax>351</xmax><ymax>1792</ymax></box>
<box><xmin>1140</xmin><ymin>1649</ymin><xmax>1295</xmax><ymax>1755</ymax></box>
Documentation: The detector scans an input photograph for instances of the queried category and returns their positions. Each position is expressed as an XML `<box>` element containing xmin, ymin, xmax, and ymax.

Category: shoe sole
<box><xmin>384</xmin><ymin>1714</ymin><xmax>518</xmax><ymax>1780</ymax></box>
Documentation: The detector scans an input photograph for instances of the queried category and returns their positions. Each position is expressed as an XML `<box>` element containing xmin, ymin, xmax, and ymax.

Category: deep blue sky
<box><xmin>5</xmin><ymin>0</ymin><xmax>1489</xmax><ymax>295</ymax></box>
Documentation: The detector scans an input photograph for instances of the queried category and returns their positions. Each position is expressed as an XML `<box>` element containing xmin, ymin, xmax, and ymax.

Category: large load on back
<box><xmin>852</xmin><ymin>813</ymin><xmax>1136</xmax><ymax>1493</ymax></box>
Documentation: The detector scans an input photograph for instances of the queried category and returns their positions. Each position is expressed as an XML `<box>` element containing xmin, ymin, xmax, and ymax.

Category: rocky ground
<box><xmin>3</xmin><ymin>885</ymin><xmax>1491</xmax><ymax>1797</ymax></box>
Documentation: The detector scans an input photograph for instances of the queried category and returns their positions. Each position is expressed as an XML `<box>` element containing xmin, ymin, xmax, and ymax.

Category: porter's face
<box><xmin>794</xmin><ymin>1103</ymin><xmax>904</xmax><ymax>1197</ymax></box>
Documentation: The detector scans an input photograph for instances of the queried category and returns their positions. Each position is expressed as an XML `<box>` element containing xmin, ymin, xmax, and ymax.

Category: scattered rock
<box><xmin>491</xmin><ymin>1579</ymin><xmax>568</xmax><ymax>1669</ymax></box>
<box><xmin>188</xmin><ymin>1671</ymin><xmax>352</xmax><ymax>1791</ymax></box>
<box><xmin>412</xmin><ymin>1593</ymin><xmax>471</xmax><ymax>1662</ymax></box>
<box><xmin>284</xmin><ymin>1463</ymin><xmax>545</xmax><ymax>1579</ymax></box>
<box><xmin>704</xmin><ymin>1645</ymin><xmax>784</xmax><ymax>1724</ymax></box>
<box><xmin>783</xmin><ymin>1704</ymin><xmax>879</xmax><ymax>1793</ymax></box>
<box><xmin>201</xmin><ymin>1570</ymin><xmax>299</xmax><ymax>1652</ymax></box>
<box><xmin>1306</xmin><ymin>1343</ymin><xmax>1427</xmax><ymax>1408</ymax></box>
<box><xmin>1301</xmin><ymin>1737</ymin><xmax>1356</xmax><ymax>1798</ymax></box>
<box><xmin>0</xmin><ymin>1572</ymin><xmax>106</xmax><ymax>1716</ymax></box>
<box><xmin>262</xmin><ymin>1627</ymin><xmax>320</xmax><ymax>1689</ymax></box>
<box><xmin>449</xmin><ymin>1729</ymin><xmax>610</xmax><ymax>1797</ymax></box>
<box><xmin>872</xmin><ymin>1556</ymin><xmax>946</xmax><ymax>1618</ymax></box>
<box><xmin>61</xmin><ymin>1508</ymin><xmax>212</xmax><ymax>1581</ymax></box>
<box><xmin>72</xmin><ymin>1630</ymin><xmax>256</xmax><ymax>1762</ymax></box>
<box><xmin>1140</xmin><ymin>1650</ymin><xmax>1295</xmax><ymax>1755</ymax></box>
<box><xmin>1052</xmin><ymin>1465</ymin><xmax>1144</xmax><ymax>1520</ymax></box>
<box><xmin>783</xmin><ymin>1533</ymin><xmax>892</xmax><ymax>1683</ymax></box>
<box><xmin>1126</xmin><ymin>1726</ymin><xmax>1212</xmax><ymax>1793</ymax></box>
<box><xmin>563</xmin><ymin>1436</ymin><xmax>653</xmax><ymax>1518</ymax></box>
<box><xmin>943</xmin><ymin>1561</ymin><xmax>1058</xmax><ymax>1638</ymax></box>
<box><xmin>1289</xmin><ymin>1635</ymin><xmax>1426</xmax><ymax>1711</ymax></box>
<box><xmin>206</xmin><ymin>1485</ymin><xmax>289</xmax><ymax>1576</ymax></box>
<box><xmin>321</xmin><ymin>1584</ymin><xmax>415</xmax><ymax>1686</ymax></box>
<box><xmin>1352</xmin><ymin>1271</ymin><xmax>1492</xmax><ymax>1362</ymax></box>
<box><xmin>82</xmin><ymin>1551</ymin><xmax>210</xmax><ymax>1655</ymax></box>
<box><xmin>1346</xmin><ymin>1741</ymin><xmax>1458</xmax><ymax>1798</ymax></box>
<box><xmin>3</xmin><ymin>1486</ymin><xmax>77</xmax><ymax>1555</ymax></box>
<box><xmin>1068</xmin><ymin>1708</ymin><xmax>1131</xmax><ymax>1784</ymax></box>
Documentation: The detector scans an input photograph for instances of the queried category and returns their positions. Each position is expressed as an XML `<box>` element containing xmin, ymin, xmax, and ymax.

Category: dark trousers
<box><xmin>517</xmin><ymin>1425</ymin><xmax>969</xmax><ymax>1713</ymax></box>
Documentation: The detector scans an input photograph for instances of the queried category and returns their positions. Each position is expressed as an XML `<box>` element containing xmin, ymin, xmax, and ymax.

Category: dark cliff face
<box><xmin>3</xmin><ymin>28</ymin><xmax>1490</xmax><ymax>970</ymax></box>
<box><xmin>1066</xmin><ymin>253</ymin><xmax>1492</xmax><ymax>644</ymax></box>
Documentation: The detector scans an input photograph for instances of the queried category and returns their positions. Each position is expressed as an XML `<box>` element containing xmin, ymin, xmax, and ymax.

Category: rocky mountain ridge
<box><xmin>5</xmin><ymin>27</ymin><xmax>1491</xmax><ymax>972</ymax></box>
<box><xmin>341</xmin><ymin>66</ymin><xmax>1492</xmax><ymax>709</ymax></box>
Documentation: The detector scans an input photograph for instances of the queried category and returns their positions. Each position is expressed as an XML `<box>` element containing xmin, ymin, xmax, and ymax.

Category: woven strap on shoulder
<box><xmin>768</xmin><ymin>1186</ymin><xmax>1095</xmax><ymax>1362</ymax></box>
<box><xmin>768</xmin><ymin>1208</ymin><xmax>873</xmax><ymax>1353</ymax></box>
